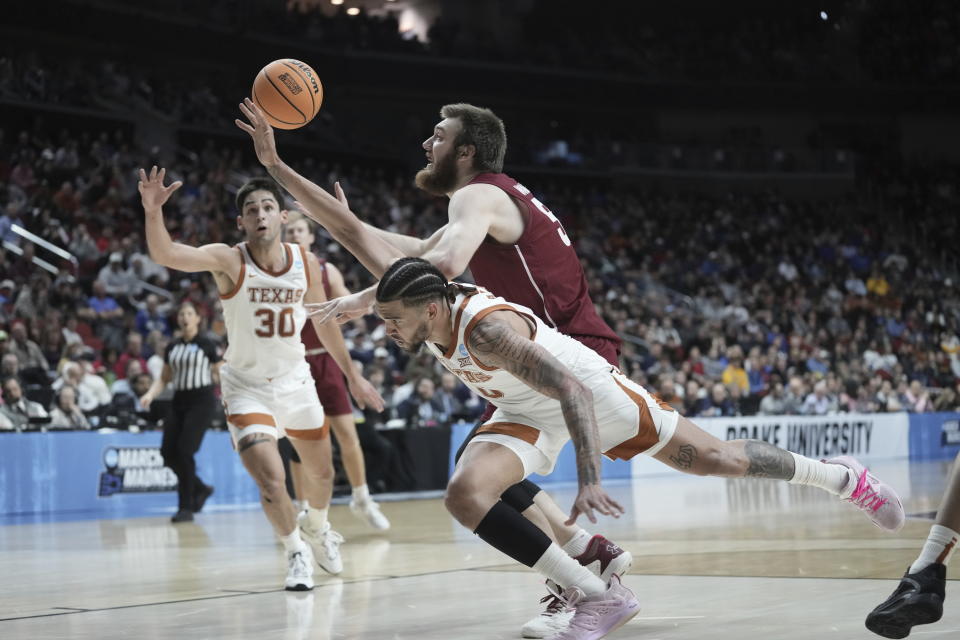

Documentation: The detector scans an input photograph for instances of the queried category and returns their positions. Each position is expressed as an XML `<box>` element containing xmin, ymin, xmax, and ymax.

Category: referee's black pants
<box><xmin>161</xmin><ymin>388</ymin><xmax>216</xmax><ymax>511</ymax></box>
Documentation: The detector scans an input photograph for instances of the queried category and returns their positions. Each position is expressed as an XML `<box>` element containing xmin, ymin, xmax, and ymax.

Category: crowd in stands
<box><xmin>21</xmin><ymin>0</ymin><xmax>959</xmax><ymax>85</ymax></box>
<box><xmin>1</xmin><ymin>112</ymin><xmax>959</xmax><ymax>436</ymax></box>
<box><xmin>0</xmin><ymin>47</ymin><xmax>856</xmax><ymax>176</ymax></box>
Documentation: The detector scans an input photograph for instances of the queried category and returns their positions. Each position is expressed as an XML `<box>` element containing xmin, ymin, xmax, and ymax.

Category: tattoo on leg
<box><xmin>744</xmin><ymin>441</ymin><xmax>795</xmax><ymax>479</ymax></box>
<box><xmin>239</xmin><ymin>435</ymin><xmax>271</xmax><ymax>453</ymax></box>
<box><xmin>669</xmin><ymin>444</ymin><xmax>697</xmax><ymax>469</ymax></box>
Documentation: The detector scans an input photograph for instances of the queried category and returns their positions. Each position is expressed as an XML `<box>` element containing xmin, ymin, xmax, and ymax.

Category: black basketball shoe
<box><xmin>866</xmin><ymin>563</ymin><xmax>946</xmax><ymax>638</ymax></box>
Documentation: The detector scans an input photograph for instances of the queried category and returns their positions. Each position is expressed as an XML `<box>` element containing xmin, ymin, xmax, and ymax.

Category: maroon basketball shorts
<box><xmin>305</xmin><ymin>350</ymin><xmax>353</xmax><ymax>417</ymax></box>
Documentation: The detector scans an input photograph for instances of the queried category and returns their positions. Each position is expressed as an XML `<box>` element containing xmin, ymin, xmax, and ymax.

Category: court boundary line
<box><xmin>0</xmin><ymin>566</ymin><xmax>494</xmax><ymax>622</ymax></box>
<box><xmin>5</xmin><ymin>565</ymin><xmax>954</xmax><ymax>623</ymax></box>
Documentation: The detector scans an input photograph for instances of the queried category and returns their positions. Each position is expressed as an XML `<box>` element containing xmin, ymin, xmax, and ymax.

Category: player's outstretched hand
<box><xmin>347</xmin><ymin>376</ymin><xmax>385</xmax><ymax>413</ymax></box>
<box><xmin>566</xmin><ymin>483</ymin><xmax>625</xmax><ymax>525</ymax></box>
<box><xmin>236</xmin><ymin>98</ymin><xmax>281</xmax><ymax>168</ymax></box>
<box><xmin>305</xmin><ymin>290</ymin><xmax>374</xmax><ymax>324</ymax></box>
<box><xmin>138</xmin><ymin>166</ymin><xmax>182</xmax><ymax>211</ymax></box>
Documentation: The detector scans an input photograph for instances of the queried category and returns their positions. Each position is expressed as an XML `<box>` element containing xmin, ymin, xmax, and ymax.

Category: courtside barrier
<box><xmin>4</xmin><ymin>412</ymin><xmax>956</xmax><ymax>521</ymax></box>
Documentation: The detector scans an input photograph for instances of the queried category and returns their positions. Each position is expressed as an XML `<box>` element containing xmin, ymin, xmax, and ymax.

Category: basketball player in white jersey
<box><xmin>237</xmin><ymin>100</ymin><xmax>906</xmax><ymax>640</ymax></box>
<box><xmin>139</xmin><ymin>166</ymin><xmax>384</xmax><ymax>590</ymax></box>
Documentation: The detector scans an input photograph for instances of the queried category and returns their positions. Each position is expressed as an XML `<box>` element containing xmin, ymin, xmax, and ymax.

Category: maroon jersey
<box><xmin>300</xmin><ymin>256</ymin><xmax>332</xmax><ymax>351</ymax></box>
<box><xmin>466</xmin><ymin>173</ymin><xmax>621</xmax><ymax>358</ymax></box>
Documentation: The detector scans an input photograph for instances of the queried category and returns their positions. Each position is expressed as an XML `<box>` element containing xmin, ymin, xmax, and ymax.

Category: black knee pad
<box><xmin>518</xmin><ymin>478</ymin><xmax>542</xmax><ymax>501</ymax></box>
<box><xmin>500</xmin><ymin>482</ymin><xmax>536</xmax><ymax>512</ymax></box>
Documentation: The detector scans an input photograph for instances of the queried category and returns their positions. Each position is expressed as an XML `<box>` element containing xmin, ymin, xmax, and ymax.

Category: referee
<box><xmin>140</xmin><ymin>301</ymin><xmax>222</xmax><ymax>523</ymax></box>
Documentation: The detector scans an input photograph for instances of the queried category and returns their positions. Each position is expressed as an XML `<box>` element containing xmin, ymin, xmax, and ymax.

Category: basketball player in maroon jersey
<box><xmin>238</xmin><ymin>100</ymin><xmax>630</xmax><ymax>637</ymax></box>
<box><xmin>284</xmin><ymin>216</ymin><xmax>390</xmax><ymax>531</ymax></box>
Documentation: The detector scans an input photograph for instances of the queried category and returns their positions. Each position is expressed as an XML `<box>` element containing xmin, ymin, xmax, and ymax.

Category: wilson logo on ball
<box><xmin>277</xmin><ymin>73</ymin><xmax>303</xmax><ymax>95</ymax></box>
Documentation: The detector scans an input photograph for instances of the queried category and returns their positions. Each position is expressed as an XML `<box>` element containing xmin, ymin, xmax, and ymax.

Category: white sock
<box><xmin>280</xmin><ymin>528</ymin><xmax>306</xmax><ymax>553</ymax></box>
<box><xmin>352</xmin><ymin>484</ymin><xmax>370</xmax><ymax>503</ymax></box>
<box><xmin>788</xmin><ymin>452</ymin><xmax>854</xmax><ymax>496</ymax></box>
<box><xmin>532</xmin><ymin>544</ymin><xmax>606</xmax><ymax>596</ymax></box>
<box><xmin>561</xmin><ymin>528</ymin><xmax>592</xmax><ymax>558</ymax></box>
<box><xmin>910</xmin><ymin>524</ymin><xmax>960</xmax><ymax>573</ymax></box>
<box><xmin>302</xmin><ymin>502</ymin><xmax>328</xmax><ymax>531</ymax></box>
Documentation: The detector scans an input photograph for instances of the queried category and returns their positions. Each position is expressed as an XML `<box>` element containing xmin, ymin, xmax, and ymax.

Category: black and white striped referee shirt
<box><xmin>165</xmin><ymin>335</ymin><xmax>221</xmax><ymax>392</ymax></box>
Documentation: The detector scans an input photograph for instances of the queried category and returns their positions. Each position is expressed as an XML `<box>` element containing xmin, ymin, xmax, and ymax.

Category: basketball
<box><xmin>251</xmin><ymin>59</ymin><xmax>323</xmax><ymax>130</ymax></box>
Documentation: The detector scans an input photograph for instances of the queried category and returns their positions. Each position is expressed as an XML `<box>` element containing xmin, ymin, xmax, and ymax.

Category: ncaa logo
<box><xmin>458</xmin><ymin>344</ymin><xmax>469</xmax><ymax>357</ymax></box>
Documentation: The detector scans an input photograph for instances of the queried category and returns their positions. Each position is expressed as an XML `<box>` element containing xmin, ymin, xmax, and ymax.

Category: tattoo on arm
<box><xmin>238</xmin><ymin>434</ymin><xmax>272</xmax><ymax>453</ymax></box>
<box><xmin>468</xmin><ymin>318</ymin><xmax>601</xmax><ymax>486</ymax></box>
<box><xmin>744</xmin><ymin>440</ymin><xmax>796</xmax><ymax>479</ymax></box>
<box><xmin>669</xmin><ymin>444</ymin><xmax>698</xmax><ymax>470</ymax></box>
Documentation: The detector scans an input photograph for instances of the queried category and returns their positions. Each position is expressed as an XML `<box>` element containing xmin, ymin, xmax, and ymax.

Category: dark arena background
<box><xmin>1</xmin><ymin>1</ymin><xmax>959</xmax><ymax>639</ymax></box>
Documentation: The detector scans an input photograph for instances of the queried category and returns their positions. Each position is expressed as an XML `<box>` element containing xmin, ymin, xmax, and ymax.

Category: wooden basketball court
<box><xmin>2</xmin><ymin>458</ymin><xmax>957</xmax><ymax>639</ymax></box>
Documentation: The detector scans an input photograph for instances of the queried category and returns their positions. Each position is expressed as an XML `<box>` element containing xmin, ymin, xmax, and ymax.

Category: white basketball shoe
<box><xmin>284</xmin><ymin>546</ymin><xmax>315</xmax><ymax>591</ymax></box>
<box><xmin>299</xmin><ymin>513</ymin><xmax>345</xmax><ymax>575</ymax></box>
<box><xmin>350</xmin><ymin>497</ymin><xmax>391</xmax><ymax>531</ymax></box>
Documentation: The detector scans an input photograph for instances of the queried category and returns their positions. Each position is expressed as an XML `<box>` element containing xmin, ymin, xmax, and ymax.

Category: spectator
<box><xmin>97</xmin><ymin>251</ymin><xmax>136</xmax><ymax>297</ymax></box>
<box><xmin>114</xmin><ymin>331</ymin><xmax>148</xmax><ymax>379</ymax></box>
<box><xmin>52</xmin><ymin>359</ymin><xmax>111</xmax><ymax>416</ymax></box>
<box><xmin>48</xmin><ymin>385</ymin><xmax>91</xmax><ymax>429</ymax></box>
<box><xmin>721</xmin><ymin>346</ymin><xmax>749</xmax><ymax>395</ymax></box>
<box><xmin>111</xmin><ymin>358</ymin><xmax>145</xmax><ymax>404</ymax></box>
<box><xmin>698</xmin><ymin>382</ymin><xmax>737</xmax><ymax>417</ymax></box>
<box><xmin>657</xmin><ymin>373</ymin><xmax>682</xmax><ymax>407</ymax></box>
<box><xmin>349</xmin><ymin>332</ymin><xmax>375</xmax><ymax>365</ymax></box>
<box><xmin>875</xmin><ymin>379</ymin><xmax>903</xmax><ymax>412</ymax></box>
<box><xmin>802</xmin><ymin>380</ymin><xmax>835</xmax><ymax>415</ymax></box>
<box><xmin>934</xmin><ymin>384</ymin><xmax>959</xmax><ymax>412</ymax></box>
<box><xmin>68</xmin><ymin>224</ymin><xmax>99</xmax><ymax>262</ymax></box>
<box><xmin>78</xmin><ymin>279</ymin><xmax>124</xmax><ymax>348</ymax></box>
<box><xmin>128</xmin><ymin>249</ymin><xmax>169</xmax><ymax>287</ymax></box>
<box><xmin>61</xmin><ymin>315</ymin><xmax>83</xmax><ymax>346</ymax></box>
<box><xmin>0</xmin><ymin>376</ymin><xmax>48</xmax><ymax>429</ymax></box>
<box><xmin>759</xmin><ymin>380</ymin><xmax>787</xmax><ymax>415</ymax></box>
<box><xmin>903</xmin><ymin>380</ymin><xmax>932</xmax><ymax>413</ymax></box>
<box><xmin>783</xmin><ymin>376</ymin><xmax>807</xmax><ymax>414</ymax></box>
<box><xmin>1</xmin><ymin>352</ymin><xmax>18</xmax><ymax>378</ymax></box>
<box><xmin>867</xmin><ymin>267</ymin><xmax>890</xmax><ymax>298</ymax></box>
<box><xmin>5</xmin><ymin>319</ymin><xmax>47</xmax><ymax>374</ymax></box>
<box><xmin>0</xmin><ymin>281</ymin><xmax>15</xmax><ymax>306</ymax></box>
<box><xmin>434</xmin><ymin>371</ymin><xmax>481</xmax><ymax>422</ymax></box>
<box><xmin>396</xmin><ymin>377</ymin><xmax>448</xmax><ymax>428</ymax></box>
<box><xmin>135</xmin><ymin>294</ymin><xmax>171</xmax><ymax>337</ymax></box>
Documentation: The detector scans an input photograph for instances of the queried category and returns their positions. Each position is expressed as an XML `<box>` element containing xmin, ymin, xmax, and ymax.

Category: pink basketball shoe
<box><xmin>826</xmin><ymin>455</ymin><xmax>905</xmax><ymax>532</ymax></box>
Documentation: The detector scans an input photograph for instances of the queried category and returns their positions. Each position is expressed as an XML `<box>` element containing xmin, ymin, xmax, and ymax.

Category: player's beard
<box><xmin>415</xmin><ymin>150</ymin><xmax>460</xmax><ymax>197</ymax></box>
<box><xmin>400</xmin><ymin>320</ymin><xmax>433</xmax><ymax>354</ymax></box>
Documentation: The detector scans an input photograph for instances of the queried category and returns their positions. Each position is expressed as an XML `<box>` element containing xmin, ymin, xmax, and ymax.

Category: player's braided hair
<box><xmin>376</xmin><ymin>258</ymin><xmax>459</xmax><ymax>306</ymax></box>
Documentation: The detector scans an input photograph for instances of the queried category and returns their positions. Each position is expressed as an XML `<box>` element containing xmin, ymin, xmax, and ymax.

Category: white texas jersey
<box><xmin>220</xmin><ymin>242</ymin><xmax>312</xmax><ymax>379</ymax></box>
<box><xmin>424</xmin><ymin>286</ymin><xmax>614</xmax><ymax>408</ymax></box>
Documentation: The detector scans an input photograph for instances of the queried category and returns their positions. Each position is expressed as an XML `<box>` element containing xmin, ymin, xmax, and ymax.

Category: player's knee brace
<box><xmin>500</xmin><ymin>480</ymin><xmax>539</xmax><ymax>513</ymax></box>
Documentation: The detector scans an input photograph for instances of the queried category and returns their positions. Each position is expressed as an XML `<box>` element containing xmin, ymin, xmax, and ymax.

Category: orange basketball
<box><xmin>251</xmin><ymin>59</ymin><xmax>323</xmax><ymax>130</ymax></box>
